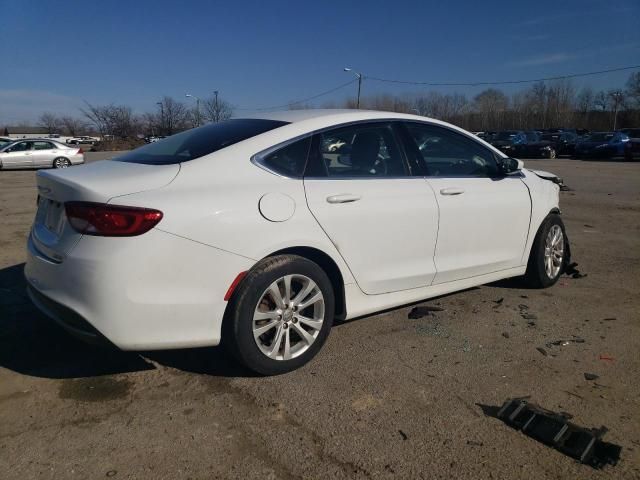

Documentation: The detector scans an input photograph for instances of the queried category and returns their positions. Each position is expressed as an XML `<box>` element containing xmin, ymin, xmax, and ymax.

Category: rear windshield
<box><xmin>113</xmin><ymin>119</ymin><xmax>288</xmax><ymax>165</ymax></box>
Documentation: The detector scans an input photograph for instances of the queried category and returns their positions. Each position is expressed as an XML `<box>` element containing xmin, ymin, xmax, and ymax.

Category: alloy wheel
<box><xmin>252</xmin><ymin>274</ymin><xmax>325</xmax><ymax>361</ymax></box>
<box><xmin>544</xmin><ymin>225</ymin><xmax>564</xmax><ymax>279</ymax></box>
<box><xmin>54</xmin><ymin>158</ymin><xmax>70</xmax><ymax>168</ymax></box>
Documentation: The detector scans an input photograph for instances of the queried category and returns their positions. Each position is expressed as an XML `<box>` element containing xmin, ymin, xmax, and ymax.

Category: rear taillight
<box><xmin>77</xmin><ymin>148</ymin><xmax>84</xmax><ymax>154</ymax></box>
<box><xmin>65</xmin><ymin>202</ymin><xmax>163</xmax><ymax>236</ymax></box>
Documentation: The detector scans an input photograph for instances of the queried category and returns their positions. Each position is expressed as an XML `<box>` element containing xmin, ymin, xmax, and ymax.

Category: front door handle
<box><xmin>326</xmin><ymin>194</ymin><xmax>362</xmax><ymax>204</ymax></box>
<box><xmin>440</xmin><ymin>188</ymin><xmax>465</xmax><ymax>196</ymax></box>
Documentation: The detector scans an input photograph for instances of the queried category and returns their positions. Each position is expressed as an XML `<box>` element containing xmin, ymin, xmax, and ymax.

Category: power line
<box><xmin>236</xmin><ymin>78</ymin><xmax>357</xmax><ymax>111</ymax></box>
<box><xmin>365</xmin><ymin>64</ymin><xmax>640</xmax><ymax>87</ymax></box>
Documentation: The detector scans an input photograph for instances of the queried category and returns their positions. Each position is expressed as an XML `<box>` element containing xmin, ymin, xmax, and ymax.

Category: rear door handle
<box><xmin>439</xmin><ymin>188</ymin><xmax>465</xmax><ymax>196</ymax></box>
<box><xmin>326</xmin><ymin>194</ymin><xmax>362</xmax><ymax>204</ymax></box>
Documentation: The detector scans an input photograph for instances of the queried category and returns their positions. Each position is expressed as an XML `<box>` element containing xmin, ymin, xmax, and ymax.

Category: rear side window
<box><xmin>257</xmin><ymin>136</ymin><xmax>311</xmax><ymax>177</ymax></box>
<box><xmin>114</xmin><ymin>119</ymin><xmax>288</xmax><ymax>165</ymax></box>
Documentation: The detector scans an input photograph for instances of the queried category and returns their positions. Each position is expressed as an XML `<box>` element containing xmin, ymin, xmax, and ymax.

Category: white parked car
<box><xmin>0</xmin><ymin>139</ymin><xmax>84</xmax><ymax>169</ymax></box>
<box><xmin>66</xmin><ymin>136</ymin><xmax>99</xmax><ymax>145</ymax></box>
<box><xmin>25</xmin><ymin>110</ymin><xmax>568</xmax><ymax>375</ymax></box>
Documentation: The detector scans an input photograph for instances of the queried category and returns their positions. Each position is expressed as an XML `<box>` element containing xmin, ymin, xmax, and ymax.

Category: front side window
<box><xmin>405</xmin><ymin>123</ymin><xmax>499</xmax><ymax>178</ymax></box>
<box><xmin>308</xmin><ymin>123</ymin><xmax>407</xmax><ymax>178</ymax></box>
<box><xmin>258</xmin><ymin>136</ymin><xmax>311</xmax><ymax>177</ymax></box>
<box><xmin>114</xmin><ymin>119</ymin><xmax>288</xmax><ymax>165</ymax></box>
<box><xmin>7</xmin><ymin>141</ymin><xmax>31</xmax><ymax>152</ymax></box>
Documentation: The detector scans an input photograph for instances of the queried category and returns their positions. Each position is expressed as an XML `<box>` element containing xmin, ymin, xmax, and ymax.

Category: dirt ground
<box><xmin>1</xmin><ymin>156</ymin><xmax>639</xmax><ymax>479</ymax></box>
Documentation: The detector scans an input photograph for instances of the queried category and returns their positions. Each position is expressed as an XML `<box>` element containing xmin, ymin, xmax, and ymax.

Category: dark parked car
<box><xmin>619</xmin><ymin>128</ymin><xmax>640</xmax><ymax>160</ymax></box>
<box><xmin>540</xmin><ymin>132</ymin><xmax>579</xmax><ymax>157</ymax></box>
<box><xmin>513</xmin><ymin>131</ymin><xmax>557</xmax><ymax>158</ymax></box>
<box><xmin>574</xmin><ymin>132</ymin><xmax>632</xmax><ymax>160</ymax></box>
<box><xmin>489</xmin><ymin>130</ymin><xmax>526</xmax><ymax>155</ymax></box>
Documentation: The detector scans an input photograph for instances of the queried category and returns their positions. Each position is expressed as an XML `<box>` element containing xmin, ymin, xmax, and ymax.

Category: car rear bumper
<box><xmin>25</xmin><ymin>229</ymin><xmax>254</xmax><ymax>350</ymax></box>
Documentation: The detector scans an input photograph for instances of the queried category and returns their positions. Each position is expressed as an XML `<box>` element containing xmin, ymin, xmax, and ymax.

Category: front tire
<box><xmin>224</xmin><ymin>255</ymin><xmax>335</xmax><ymax>375</ymax></box>
<box><xmin>524</xmin><ymin>214</ymin><xmax>567</xmax><ymax>288</ymax></box>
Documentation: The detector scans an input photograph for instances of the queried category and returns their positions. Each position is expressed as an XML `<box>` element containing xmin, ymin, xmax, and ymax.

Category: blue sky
<box><xmin>1</xmin><ymin>0</ymin><xmax>639</xmax><ymax>123</ymax></box>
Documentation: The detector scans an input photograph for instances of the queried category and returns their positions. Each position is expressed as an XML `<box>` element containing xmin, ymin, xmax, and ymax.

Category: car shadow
<box><xmin>0</xmin><ymin>263</ymin><xmax>252</xmax><ymax>379</ymax></box>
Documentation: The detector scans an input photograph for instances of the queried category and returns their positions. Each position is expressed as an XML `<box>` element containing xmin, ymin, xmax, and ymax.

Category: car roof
<box><xmin>242</xmin><ymin>108</ymin><xmax>442</xmax><ymax>125</ymax></box>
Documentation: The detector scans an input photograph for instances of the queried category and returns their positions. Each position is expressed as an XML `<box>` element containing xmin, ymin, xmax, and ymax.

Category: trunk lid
<box><xmin>31</xmin><ymin>160</ymin><xmax>179</xmax><ymax>262</ymax></box>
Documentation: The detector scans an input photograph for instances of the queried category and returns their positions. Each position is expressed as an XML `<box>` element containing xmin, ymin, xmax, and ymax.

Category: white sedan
<box><xmin>0</xmin><ymin>139</ymin><xmax>84</xmax><ymax>169</ymax></box>
<box><xmin>25</xmin><ymin>110</ymin><xmax>568</xmax><ymax>375</ymax></box>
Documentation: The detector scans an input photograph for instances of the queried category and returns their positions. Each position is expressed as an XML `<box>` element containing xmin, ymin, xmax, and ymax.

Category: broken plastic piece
<box><xmin>494</xmin><ymin>398</ymin><xmax>621</xmax><ymax>468</ymax></box>
<box><xmin>408</xmin><ymin>305</ymin><xmax>443</xmax><ymax>319</ymax></box>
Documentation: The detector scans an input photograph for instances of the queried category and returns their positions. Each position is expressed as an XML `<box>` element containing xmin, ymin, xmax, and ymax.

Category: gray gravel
<box><xmin>1</xmin><ymin>158</ymin><xmax>639</xmax><ymax>479</ymax></box>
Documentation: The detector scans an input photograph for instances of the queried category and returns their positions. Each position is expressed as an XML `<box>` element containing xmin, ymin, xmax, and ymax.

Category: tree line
<box><xmin>7</xmin><ymin>72</ymin><xmax>640</xmax><ymax>139</ymax></box>
<box><xmin>320</xmin><ymin>72</ymin><xmax>640</xmax><ymax>132</ymax></box>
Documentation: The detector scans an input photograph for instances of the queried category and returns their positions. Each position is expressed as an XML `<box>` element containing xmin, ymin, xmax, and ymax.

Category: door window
<box><xmin>32</xmin><ymin>141</ymin><xmax>54</xmax><ymax>150</ymax></box>
<box><xmin>404</xmin><ymin>123</ymin><xmax>499</xmax><ymax>178</ymax></box>
<box><xmin>308</xmin><ymin>123</ymin><xmax>407</xmax><ymax>178</ymax></box>
<box><xmin>8</xmin><ymin>141</ymin><xmax>31</xmax><ymax>152</ymax></box>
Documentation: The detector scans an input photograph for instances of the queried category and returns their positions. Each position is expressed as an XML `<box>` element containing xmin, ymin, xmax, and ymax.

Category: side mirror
<box><xmin>499</xmin><ymin>157</ymin><xmax>523</xmax><ymax>175</ymax></box>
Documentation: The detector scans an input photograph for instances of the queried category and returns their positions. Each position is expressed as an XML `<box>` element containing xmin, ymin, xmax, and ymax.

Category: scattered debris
<box><xmin>462</xmin><ymin>339</ymin><xmax>472</xmax><ymax>353</ymax></box>
<box><xmin>466</xmin><ymin>440</ymin><xmax>483</xmax><ymax>447</ymax></box>
<box><xmin>565</xmin><ymin>262</ymin><xmax>587</xmax><ymax>279</ymax></box>
<box><xmin>584</xmin><ymin>373</ymin><xmax>600</xmax><ymax>381</ymax></box>
<box><xmin>603</xmin><ymin>318</ymin><xmax>616</xmax><ymax>322</ymax></box>
<box><xmin>522</xmin><ymin>313</ymin><xmax>537</xmax><ymax>320</ymax></box>
<box><xmin>564</xmin><ymin>390</ymin><xmax>585</xmax><ymax>400</ymax></box>
<box><xmin>536</xmin><ymin>347</ymin><xmax>548</xmax><ymax>356</ymax></box>
<box><xmin>493</xmin><ymin>298</ymin><xmax>504</xmax><ymax>305</ymax></box>
<box><xmin>485</xmin><ymin>398</ymin><xmax>621</xmax><ymax>469</ymax></box>
<box><xmin>584</xmin><ymin>224</ymin><xmax>595</xmax><ymax>228</ymax></box>
<box><xmin>408</xmin><ymin>305</ymin><xmax>444</xmax><ymax>319</ymax></box>
<box><xmin>106</xmin><ymin>471</ymin><xmax>118</xmax><ymax>478</ymax></box>
<box><xmin>520</xmin><ymin>295</ymin><xmax>529</xmax><ymax>299</ymax></box>
<box><xmin>398</xmin><ymin>429</ymin><xmax>408</xmax><ymax>441</ymax></box>
<box><xmin>599</xmin><ymin>354</ymin><xmax>615</xmax><ymax>362</ymax></box>
<box><xmin>546</xmin><ymin>337</ymin><xmax>586</xmax><ymax>348</ymax></box>
<box><xmin>518</xmin><ymin>304</ymin><xmax>529</xmax><ymax>310</ymax></box>
<box><xmin>501</xmin><ymin>332</ymin><xmax>510</xmax><ymax>339</ymax></box>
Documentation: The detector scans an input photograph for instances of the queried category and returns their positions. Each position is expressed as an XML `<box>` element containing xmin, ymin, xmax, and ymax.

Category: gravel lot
<box><xmin>1</xmin><ymin>156</ymin><xmax>639</xmax><ymax>479</ymax></box>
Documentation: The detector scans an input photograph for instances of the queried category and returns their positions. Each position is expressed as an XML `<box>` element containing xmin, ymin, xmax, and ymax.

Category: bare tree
<box><xmin>81</xmin><ymin>102</ymin><xmax>137</xmax><ymax>138</ymax></box>
<box><xmin>38</xmin><ymin>112</ymin><xmax>61</xmax><ymax>133</ymax></box>
<box><xmin>60</xmin><ymin>116</ymin><xmax>86</xmax><ymax>136</ymax></box>
<box><xmin>157</xmin><ymin>96</ymin><xmax>190</xmax><ymax>135</ymax></box>
<box><xmin>473</xmin><ymin>89</ymin><xmax>509</xmax><ymax>130</ymax></box>
<box><xmin>593</xmin><ymin>91</ymin><xmax>608</xmax><ymax>111</ymax></box>
<box><xmin>203</xmin><ymin>94</ymin><xmax>233</xmax><ymax>123</ymax></box>
<box><xmin>626</xmin><ymin>72</ymin><xmax>640</xmax><ymax>108</ymax></box>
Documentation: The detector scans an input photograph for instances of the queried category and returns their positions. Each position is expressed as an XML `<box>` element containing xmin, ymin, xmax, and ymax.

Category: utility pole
<box><xmin>185</xmin><ymin>94</ymin><xmax>201</xmax><ymax>127</ymax></box>
<box><xmin>344</xmin><ymin>68</ymin><xmax>363</xmax><ymax>109</ymax></box>
<box><xmin>611</xmin><ymin>91</ymin><xmax>623</xmax><ymax>130</ymax></box>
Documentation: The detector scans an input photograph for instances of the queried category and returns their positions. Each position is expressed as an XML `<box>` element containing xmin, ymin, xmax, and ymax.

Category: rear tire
<box><xmin>224</xmin><ymin>254</ymin><xmax>335</xmax><ymax>375</ymax></box>
<box><xmin>524</xmin><ymin>214</ymin><xmax>567</xmax><ymax>288</ymax></box>
<box><xmin>53</xmin><ymin>157</ymin><xmax>71</xmax><ymax>168</ymax></box>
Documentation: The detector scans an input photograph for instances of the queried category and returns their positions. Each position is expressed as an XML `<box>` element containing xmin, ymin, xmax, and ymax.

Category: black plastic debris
<box><xmin>408</xmin><ymin>305</ymin><xmax>443</xmax><ymax>319</ymax></box>
<box><xmin>536</xmin><ymin>347</ymin><xmax>548</xmax><ymax>356</ymax></box>
<box><xmin>493</xmin><ymin>398</ymin><xmax>621</xmax><ymax>468</ymax></box>
<box><xmin>565</xmin><ymin>262</ymin><xmax>587</xmax><ymax>279</ymax></box>
<box><xmin>584</xmin><ymin>373</ymin><xmax>599</xmax><ymax>381</ymax></box>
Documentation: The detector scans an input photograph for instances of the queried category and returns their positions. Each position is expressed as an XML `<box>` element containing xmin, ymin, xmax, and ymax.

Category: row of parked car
<box><xmin>475</xmin><ymin>128</ymin><xmax>640</xmax><ymax>160</ymax></box>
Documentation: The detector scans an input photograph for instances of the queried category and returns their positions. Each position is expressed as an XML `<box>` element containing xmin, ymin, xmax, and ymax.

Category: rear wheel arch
<box><xmin>267</xmin><ymin>246</ymin><xmax>346</xmax><ymax>320</ymax></box>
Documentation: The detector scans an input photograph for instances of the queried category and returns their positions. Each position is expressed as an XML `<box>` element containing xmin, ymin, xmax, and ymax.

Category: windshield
<box><xmin>586</xmin><ymin>133</ymin><xmax>614</xmax><ymax>142</ymax></box>
<box><xmin>114</xmin><ymin>119</ymin><xmax>288</xmax><ymax>165</ymax></box>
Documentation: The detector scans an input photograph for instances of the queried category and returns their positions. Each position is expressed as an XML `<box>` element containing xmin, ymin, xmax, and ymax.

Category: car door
<box><xmin>0</xmin><ymin>141</ymin><xmax>33</xmax><ymax>168</ymax></box>
<box><xmin>402</xmin><ymin>122</ymin><xmax>531</xmax><ymax>284</ymax></box>
<box><xmin>304</xmin><ymin>122</ymin><xmax>439</xmax><ymax>295</ymax></box>
<box><xmin>30</xmin><ymin>141</ymin><xmax>57</xmax><ymax>167</ymax></box>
